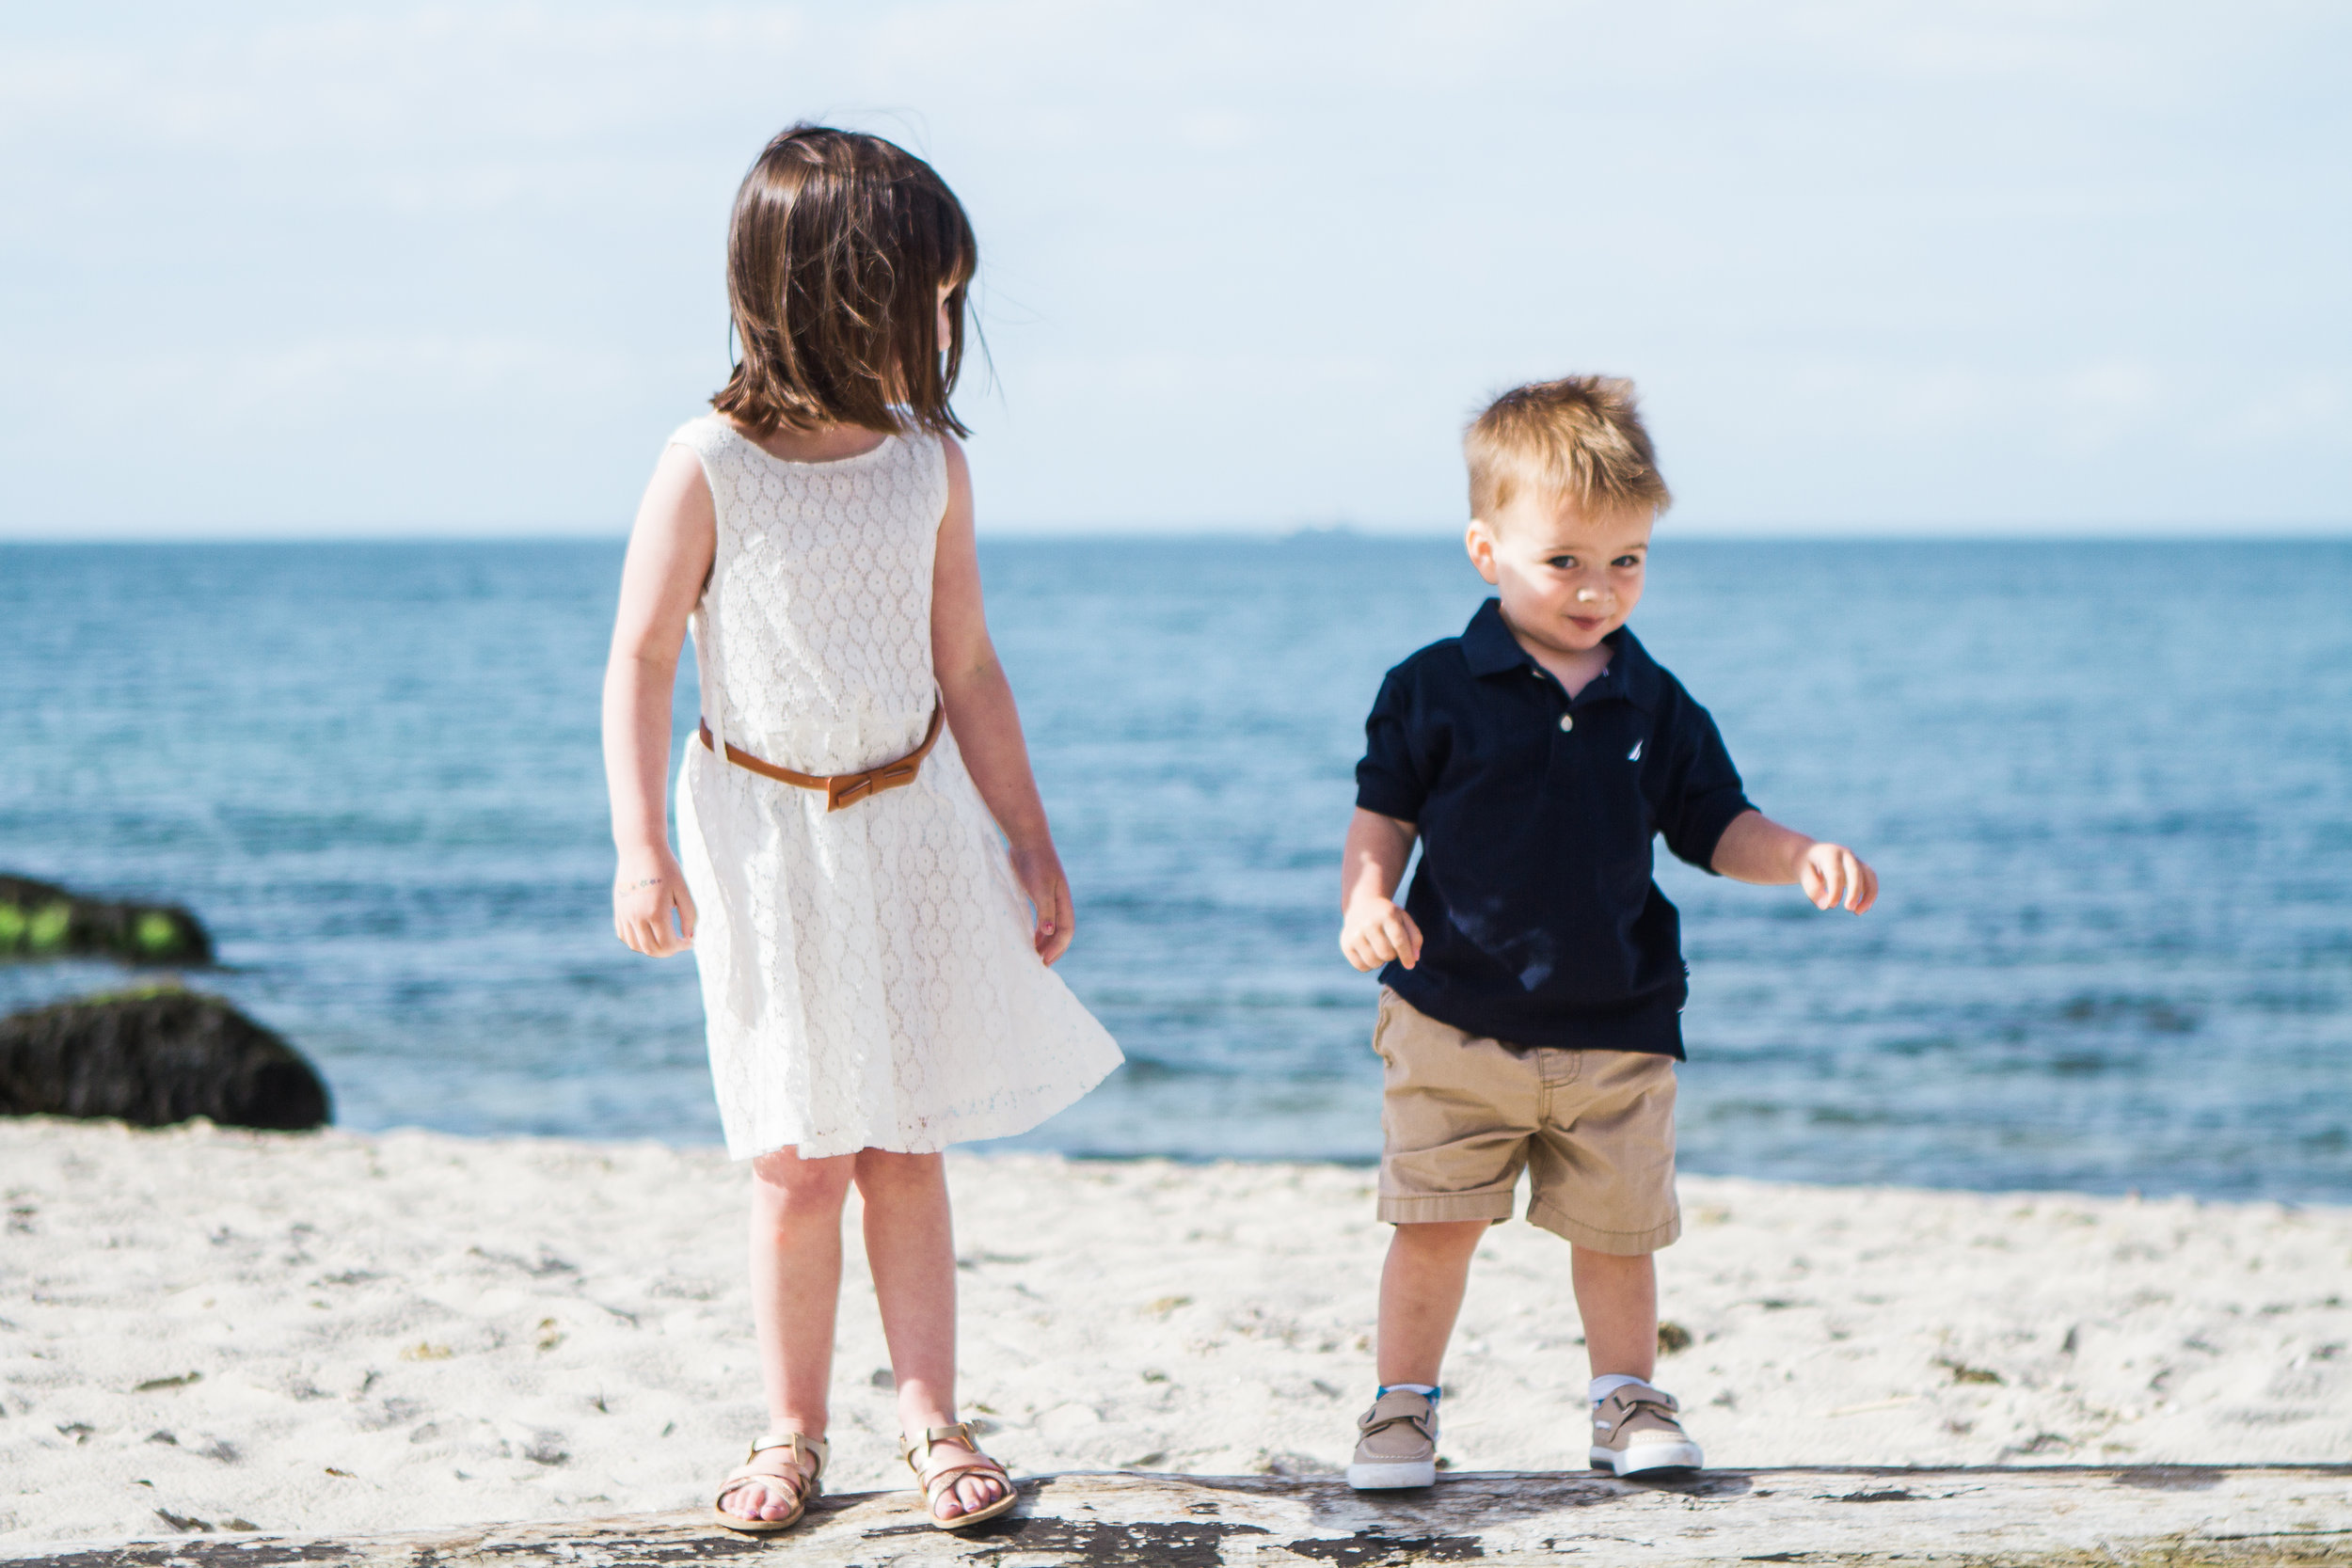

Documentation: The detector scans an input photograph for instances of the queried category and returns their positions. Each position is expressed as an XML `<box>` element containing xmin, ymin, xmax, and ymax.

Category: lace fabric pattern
<box><xmin>667</xmin><ymin>415</ymin><xmax>1122</xmax><ymax>1160</ymax></box>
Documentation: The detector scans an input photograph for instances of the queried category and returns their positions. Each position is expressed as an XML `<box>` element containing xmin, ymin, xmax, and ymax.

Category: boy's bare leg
<box><xmin>854</xmin><ymin>1149</ymin><xmax>1008</xmax><ymax>1520</ymax></box>
<box><xmin>1375</xmin><ymin>1219</ymin><xmax>1489</xmax><ymax>1384</ymax></box>
<box><xmin>1575</xmin><ymin>1243</ymin><xmax>1704</xmax><ymax>1472</ymax></box>
<box><xmin>1570</xmin><ymin>1244</ymin><xmax>1658</xmax><ymax>1380</ymax></box>
<box><xmin>728</xmin><ymin>1148</ymin><xmax>856</xmax><ymax>1522</ymax></box>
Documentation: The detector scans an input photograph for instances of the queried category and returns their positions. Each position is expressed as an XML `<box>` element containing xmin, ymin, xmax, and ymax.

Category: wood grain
<box><xmin>15</xmin><ymin>1466</ymin><xmax>2352</xmax><ymax>1567</ymax></box>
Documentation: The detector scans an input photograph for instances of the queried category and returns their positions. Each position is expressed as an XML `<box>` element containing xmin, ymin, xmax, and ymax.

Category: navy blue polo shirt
<box><xmin>1354</xmin><ymin>599</ymin><xmax>1756</xmax><ymax>1057</ymax></box>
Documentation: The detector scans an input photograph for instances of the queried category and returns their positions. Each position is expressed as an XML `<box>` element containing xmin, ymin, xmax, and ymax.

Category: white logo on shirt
<box><xmin>1628</xmin><ymin>739</ymin><xmax>1644</xmax><ymax>762</ymax></box>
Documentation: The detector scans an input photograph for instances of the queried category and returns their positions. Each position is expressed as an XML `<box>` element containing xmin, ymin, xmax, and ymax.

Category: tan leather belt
<box><xmin>699</xmin><ymin>705</ymin><xmax>946</xmax><ymax>812</ymax></box>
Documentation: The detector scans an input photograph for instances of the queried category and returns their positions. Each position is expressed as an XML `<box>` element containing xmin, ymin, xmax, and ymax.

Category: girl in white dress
<box><xmin>601</xmin><ymin>125</ymin><xmax>1121</xmax><ymax>1535</ymax></box>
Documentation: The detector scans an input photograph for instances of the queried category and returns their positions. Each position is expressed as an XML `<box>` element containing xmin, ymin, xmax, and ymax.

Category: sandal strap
<box><xmin>720</xmin><ymin>1431</ymin><xmax>827</xmax><ymax>1506</ymax></box>
<box><xmin>902</xmin><ymin>1422</ymin><xmax>1009</xmax><ymax>1496</ymax></box>
<box><xmin>750</xmin><ymin>1431</ymin><xmax>828</xmax><ymax>1472</ymax></box>
<box><xmin>916</xmin><ymin>1456</ymin><xmax>1012</xmax><ymax>1504</ymax></box>
<box><xmin>900</xmin><ymin>1421</ymin><xmax>974</xmax><ymax>1466</ymax></box>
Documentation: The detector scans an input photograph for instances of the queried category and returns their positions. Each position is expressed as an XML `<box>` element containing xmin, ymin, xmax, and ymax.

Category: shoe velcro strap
<box><xmin>1611</xmin><ymin>1393</ymin><xmax>1679</xmax><ymax>1422</ymax></box>
<box><xmin>1606</xmin><ymin>1384</ymin><xmax>1677</xmax><ymax>1409</ymax></box>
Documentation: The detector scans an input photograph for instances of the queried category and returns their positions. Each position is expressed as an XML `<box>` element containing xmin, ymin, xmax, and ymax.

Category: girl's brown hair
<box><xmin>713</xmin><ymin>125</ymin><xmax>977</xmax><ymax>438</ymax></box>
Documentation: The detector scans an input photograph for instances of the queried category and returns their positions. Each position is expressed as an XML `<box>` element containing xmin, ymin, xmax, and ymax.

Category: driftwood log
<box><xmin>0</xmin><ymin>990</ymin><xmax>330</xmax><ymax>1131</ymax></box>
<box><xmin>14</xmin><ymin>1466</ymin><xmax>2352</xmax><ymax>1567</ymax></box>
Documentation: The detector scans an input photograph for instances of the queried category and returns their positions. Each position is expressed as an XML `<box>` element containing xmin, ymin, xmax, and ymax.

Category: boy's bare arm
<box><xmin>1710</xmin><ymin>809</ymin><xmax>1879</xmax><ymax>913</ymax></box>
<box><xmin>1341</xmin><ymin>808</ymin><xmax>1423</xmax><ymax>971</ymax></box>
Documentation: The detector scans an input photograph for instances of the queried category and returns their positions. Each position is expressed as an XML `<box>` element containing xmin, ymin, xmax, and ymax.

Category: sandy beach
<box><xmin>2</xmin><ymin>1117</ymin><xmax>2347</xmax><ymax>1549</ymax></box>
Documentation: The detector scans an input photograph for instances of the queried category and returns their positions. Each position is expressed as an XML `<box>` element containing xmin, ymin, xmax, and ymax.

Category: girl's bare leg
<box><xmin>722</xmin><ymin>1147</ymin><xmax>856</xmax><ymax>1523</ymax></box>
<box><xmin>855</xmin><ymin>1148</ymin><xmax>1008</xmax><ymax>1519</ymax></box>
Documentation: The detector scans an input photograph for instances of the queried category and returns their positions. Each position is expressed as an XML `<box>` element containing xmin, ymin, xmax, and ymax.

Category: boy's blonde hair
<box><xmin>1466</xmin><ymin>376</ymin><xmax>1671</xmax><ymax>522</ymax></box>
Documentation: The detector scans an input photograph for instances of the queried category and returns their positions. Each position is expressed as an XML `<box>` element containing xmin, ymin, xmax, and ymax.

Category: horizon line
<box><xmin>5</xmin><ymin>522</ymin><xmax>2351</xmax><ymax>546</ymax></box>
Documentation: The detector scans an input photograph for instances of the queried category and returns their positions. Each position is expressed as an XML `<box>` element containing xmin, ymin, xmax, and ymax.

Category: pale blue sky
<box><xmin>3</xmin><ymin>2</ymin><xmax>2345</xmax><ymax>537</ymax></box>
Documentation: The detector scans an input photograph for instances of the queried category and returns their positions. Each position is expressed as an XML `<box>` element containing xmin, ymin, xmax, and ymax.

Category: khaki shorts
<box><xmin>1374</xmin><ymin>988</ymin><xmax>1680</xmax><ymax>1255</ymax></box>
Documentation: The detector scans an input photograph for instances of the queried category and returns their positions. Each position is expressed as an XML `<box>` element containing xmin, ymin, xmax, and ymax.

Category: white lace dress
<box><xmin>667</xmin><ymin>414</ymin><xmax>1122</xmax><ymax>1160</ymax></box>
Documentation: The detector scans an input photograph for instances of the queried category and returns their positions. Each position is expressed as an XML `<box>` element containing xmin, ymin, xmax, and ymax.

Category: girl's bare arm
<box><xmin>929</xmin><ymin>438</ymin><xmax>1073</xmax><ymax>964</ymax></box>
<box><xmin>601</xmin><ymin>444</ymin><xmax>716</xmax><ymax>957</ymax></box>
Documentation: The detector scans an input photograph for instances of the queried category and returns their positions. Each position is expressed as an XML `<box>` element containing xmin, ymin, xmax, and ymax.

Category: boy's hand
<box><xmin>1342</xmin><ymin>895</ymin><xmax>1423</xmax><ymax>972</ymax></box>
<box><xmin>1798</xmin><ymin>841</ymin><xmax>1878</xmax><ymax>913</ymax></box>
<box><xmin>614</xmin><ymin>847</ymin><xmax>696</xmax><ymax>956</ymax></box>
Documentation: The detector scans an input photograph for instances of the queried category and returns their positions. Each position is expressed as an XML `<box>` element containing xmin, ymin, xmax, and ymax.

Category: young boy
<box><xmin>1340</xmin><ymin>376</ymin><xmax>1877</xmax><ymax>1485</ymax></box>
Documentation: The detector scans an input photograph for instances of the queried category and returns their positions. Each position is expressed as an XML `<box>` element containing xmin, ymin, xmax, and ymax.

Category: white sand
<box><xmin>2</xmin><ymin>1118</ymin><xmax>2346</xmax><ymax>1548</ymax></box>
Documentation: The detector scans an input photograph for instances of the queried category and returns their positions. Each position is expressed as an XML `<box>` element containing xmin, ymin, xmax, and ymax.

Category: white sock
<box><xmin>1377</xmin><ymin>1382</ymin><xmax>1438</xmax><ymax>1398</ymax></box>
<box><xmin>1589</xmin><ymin>1373</ymin><xmax>1651</xmax><ymax>1406</ymax></box>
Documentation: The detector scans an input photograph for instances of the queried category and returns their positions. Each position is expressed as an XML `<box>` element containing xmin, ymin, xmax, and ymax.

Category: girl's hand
<box><xmin>1342</xmin><ymin>894</ymin><xmax>1422</xmax><ymax>973</ymax></box>
<box><xmin>1009</xmin><ymin>843</ymin><xmax>1074</xmax><ymax>965</ymax></box>
<box><xmin>1797</xmin><ymin>841</ymin><xmax>1878</xmax><ymax>913</ymax></box>
<box><xmin>614</xmin><ymin>848</ymin><xmax>697</xmax><ymax>956</ymax></box>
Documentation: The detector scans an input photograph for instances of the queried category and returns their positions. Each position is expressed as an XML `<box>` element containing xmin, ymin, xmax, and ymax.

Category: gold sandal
<box><xmin>901</xmin><ymin>1421</ymin><xmax>1019</xmax><ymax>1529</ymax></box>
<box><xmin>711</xmin><ymin>1432</ymin><xmax>826</xmax><ymax>1535</ymax></box>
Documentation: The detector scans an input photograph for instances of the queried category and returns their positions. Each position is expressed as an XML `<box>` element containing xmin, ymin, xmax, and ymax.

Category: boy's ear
<box><xmin>1464</xmin><ymin>519</ymin><xmax>1502</xmax><ymax>586</ymax></box>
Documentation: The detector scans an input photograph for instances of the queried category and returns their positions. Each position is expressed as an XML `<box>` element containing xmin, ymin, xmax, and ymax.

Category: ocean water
<box><xmin>1</xmin><ymin>539</ymin><xmax>2347</xmax><ymax>1202</ymax></box>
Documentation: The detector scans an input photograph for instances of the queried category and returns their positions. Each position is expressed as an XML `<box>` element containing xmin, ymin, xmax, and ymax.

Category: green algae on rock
<box><xmin>0</xmin><ymin>873</ymin><xmax>214</xmax><ymax>965</ymax></box>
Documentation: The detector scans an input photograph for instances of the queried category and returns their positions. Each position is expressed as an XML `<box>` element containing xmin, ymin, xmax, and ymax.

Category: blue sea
<box><xmin>2</xmin><ymin>539</ymin><xmax>2347</xmax><ymax>1202</ymax></box>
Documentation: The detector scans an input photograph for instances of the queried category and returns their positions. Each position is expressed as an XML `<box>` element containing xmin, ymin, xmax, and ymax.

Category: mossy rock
<box><xmin>0</xmin><ymin>873</ymin><xmax>213</xmax><ymax>965</ymax></box>
<box><xmin>0</xmin><ymin>988</ymin><xmax>330</xmax><ymax>1131</ymax></box>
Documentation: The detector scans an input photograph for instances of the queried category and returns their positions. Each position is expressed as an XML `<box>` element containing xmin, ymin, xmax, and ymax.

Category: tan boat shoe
<box><xmin>1590</xmin><ymin>1381</ymin><xmax>1704</xmax><ymax>1476</ymax></box>
<box><xmin>1346</xmin><ymin>1388</ymin><xmax>1439</xmax><ymax>1490</ymax></box>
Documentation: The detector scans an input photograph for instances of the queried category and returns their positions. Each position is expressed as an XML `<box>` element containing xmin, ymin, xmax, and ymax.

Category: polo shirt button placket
<box><xmin>1532</xmin><ymin>666</ymin><xmax>1576</xmax><ymax>731</ymax></box>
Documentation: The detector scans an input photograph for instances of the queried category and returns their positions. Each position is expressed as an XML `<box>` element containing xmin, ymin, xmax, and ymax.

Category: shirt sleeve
<box><xmin>1354</xmin><ymin>667</ymin><xmax>1429</xmax><ymax>823</ymax></box>
<box><xmin>1654</xmin><ymin>689</ymin><xmax>1756</xmax><ymax>874</ymax></box>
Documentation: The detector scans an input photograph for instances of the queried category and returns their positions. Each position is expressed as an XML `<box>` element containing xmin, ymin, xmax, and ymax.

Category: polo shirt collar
<box><xmin>1458</xmin><ymin>597</ymin><xmax>1661</xmax><ymax>711</ymax></box>
<box><xmin>1460</xmin><ymin>597</ymin><xmax>1529</xmax><ymax>675</ymax></box>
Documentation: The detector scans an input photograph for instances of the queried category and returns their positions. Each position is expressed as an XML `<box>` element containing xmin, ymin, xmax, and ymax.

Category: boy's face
<box><xmin>1466</xmin><ymin>493</ymin><xmax>1653</xmax><ymax>656</ymax></box>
